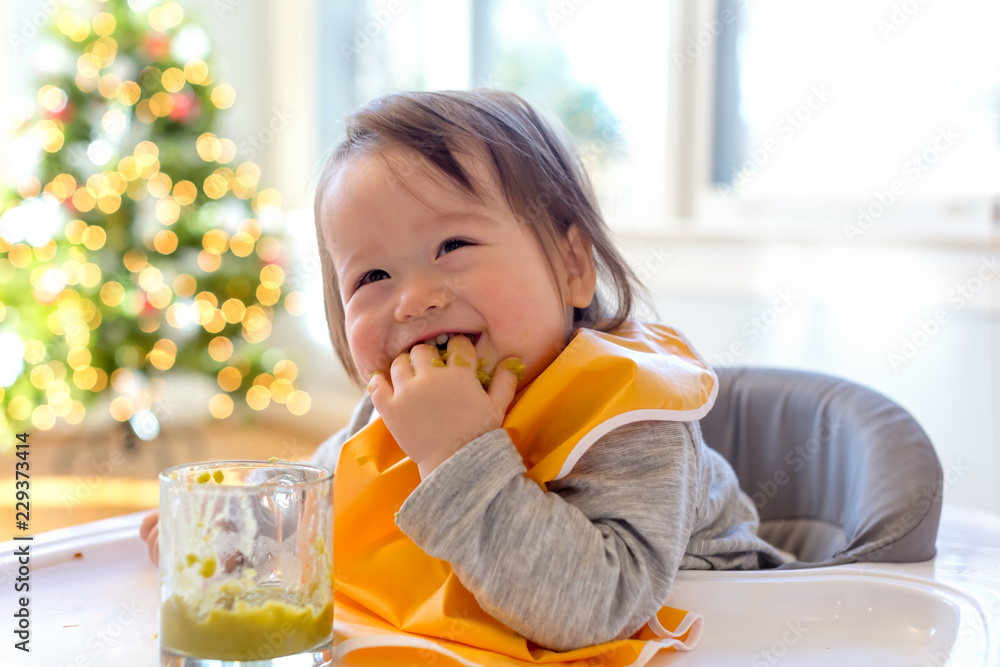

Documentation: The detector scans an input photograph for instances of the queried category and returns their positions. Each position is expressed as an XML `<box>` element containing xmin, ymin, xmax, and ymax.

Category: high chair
<box><xmin>699</xmin><ymin>366</ymin><xmax>943</xmax><ymax>567</ymax></box>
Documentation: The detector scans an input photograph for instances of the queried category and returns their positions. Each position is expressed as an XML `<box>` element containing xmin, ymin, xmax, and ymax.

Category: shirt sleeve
<box><xmin>393</xmin><ymin>419</ymin><xmax>701</xmax><ymax>652</ymax></box>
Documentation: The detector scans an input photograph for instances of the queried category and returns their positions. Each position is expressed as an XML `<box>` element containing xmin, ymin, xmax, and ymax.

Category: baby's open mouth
<box><xmin>411</xmin><ymin>332</ymin><xmax>480</xmax><ymax>353</ymax></box>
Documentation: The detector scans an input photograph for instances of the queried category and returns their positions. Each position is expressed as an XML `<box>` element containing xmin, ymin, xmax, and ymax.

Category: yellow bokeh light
<box><xmin>81</xmin><ymin>226</ymin><xmax>106</xmax><ymax>250</ymax></box>
<box><xmin>118</xmin><ymin>155</ymin><xmax>141</xmax><ymax>180</ymax></box>
<box><xmin>235</xmin><ymin>162</ymin><xmax>261</xmax><ymax>188</ymax></box>
<box><xmin>18</xmin><ymin>177</ymin><xmax>41</xmax><ymax>199</ymax></box>
<box><xmin>256</xmin><ymin>285</ymin><xmax>280</xmax><ymax>306</ymax></box>
<box><xmin>284</xmin><ymin>291</ymin><xmax>305</xmax><ymax>316</ymax></box>
<box><xmin>260</xmin><ymin>264</ymin><xmax>284</xmax><ymax>289</ymax></box>
<box><xmin>236</xmin><ymin>218</ymin><xmax>260</xmax><ymax>243</ymax></box>
<box><xmin>37</xmin><ymin>119</ymin><xmax>65</xmax><ymax>152</ymax></box>
<box><xmin>148</xmin><ymin>284</ymin><xmax>172</xmax><ymax>309</ymax></box>
<box><xmin>109</xmin><ymin>396</ymin><xmax>134</xmax><ymax>422</ymax></box>
<box><xmin>93</xmin><ymin>12</ymin><xmax>116</xmax><ymax>36</ymax></box>
<box><xmin>98</xmin><ymin>73</ymin><xmax>122</xmax><ymax>99</ymax></box>
<box><xmin>196</xmin><ymin>133</ymin><xmax>222</xmax><ymax>162</ymax></box>
<box><xmin>65</xmin><ymin>400</ymin><xmax>85</xmax><ymax>424</ymax></box>
<box><xmin>39</xmin><ymin>85</ymin><xmax>68</xmax><ymax>113</ymax></box>
<box><xmin>173</xmin><ymin>180</ymin><xmax>197</xmax><ymax>205</ymax></box>
<box><xmin>203</xmin><ymin>173</ymin><xmax>227</xmax><ymax>199</ymax></box>
<box><xmin>149</xmin><ymin>92</ymin><xmax>174</xmax><ymax>118</ymax></box>
<box><xmin>101</xmin><ymin>281</ymin><xmax>125</xmax><ymax>307</ymax></box>
<box><xmin>204</xmin><ymin>309</ymin><xmax>226</xmax><ymax>333</ymax></box>
<box><xmin>253</xmin><ymin>189</ymin><xmax>282</xmax><ymax>212</ymax></box>
<box><xmin>217</xmin><ymin>366</ymin><xmax>242</xmax><ymax>392</ymax></box>
<box><xmin>102</xmin><ymin>109</ymin><xmax>127</xmax><ymax>135</ymax></box>
<box><xmin>161</xmin><ymin>67</ymin><xmax>186</xmax><ymax>93</ymax></box>
<box><xmin>173</xmin><ymin>273</ymin><xmax>196</xmax><ymax>297</ymax></box>
<box><xmin>34</xmin><ymin>239</ymin><xmax>57</xmax><ymax>261</ymax></box>
<box><xmin>81</xmin><ymin>263</ymin><xmax>102</xmax><ymax>288</ymax></box>
<box><xmin>24</xmin><ymin>340</ymin><xmax>46</xmax><ymax>365</ymax></box>
<box><xmin>91</xmin><ymin>36</ymin><xmax>118</xmax><ymax>66</ymax></box>
<box><xmin>77</xmin><ymin>52</ymin><xmax>101</xmax><ymax>77</ymax></box>
<box><xmin>74</xmin><ymin>367</ymin><xmax>97</xmax><ymax>390</ymax></box>
<box><xmin>211</xmin><ymin>84</ymin><xmax>236</xmax><ymax>109</ymax></box>
<box><xmin>229</xmin><ymin>232</ymin><xmax>255</xmax><ymax>257</ymax></box>
<box><xmin>135</xmin><ymin>99</ymin><xmax>155</xmax><ymax>124</ymax></box>
<box><xmin>51</xmin><ymin>174</ymin><xmax>77</xmax><ymax>200</ymax></box>
<box><xmin>218</xmin><ymin>139</ymin><xmax>237</xmax><ymax>164</ymax></box>
<box><xmin>32</xmin><ymin>405</ymin><xmax>56</xmax><ymax>430</ymax></box>
<box><xmin>155</xmin><ymin>197</ymin><xmax>181</xmax><ymax>225</ymax></box>
<box><xmin>208</xmin><ymin>336</ymin><xmax>233</xmax><ymax>362</ymax></box>
<box><xmin>148</xmin><ymin>339</ymin><xmax>177</xmax><ymax>370</ymax></box>
<box><xmin>209</xmin><ymin>394</ymin><xmax>234</xmax><ymax>419</ymax></box>
<box><xmin>203</xmin><ymin>229</ymin><xmax>229</xmax><ymax>254</ymax></box>
<box><xmin>273</xmin><ymin>360</ymin><xmax>298</xmax><ymax>382</ymax></box>
<box><xmin>198</xmin><ymin>250</ymin><xmax>222</xmax><ymax>273</ymax></box>
<box><xmin>135</xmin><ymin>141</ymin><xmax>159</xmax><ymax>159</ymax></box>
<box><xmin>30</xmin><ymin>364</ymin><xmax>54</xmax><ymax>389</ymax></box>
<box><xmin>71</xmin><ymin>187</ymin><xmax>96</xmax><ymax>212</ymax></box>
<box><xmin>220</xmin><ymin>298</ymin><xmax>246</xmax><ymax>324</ymax></box>
<box><xmin>116</xmin><ymin>80</ymin><xmax>141</xmax><ymax>106</ymax></box>
<box><xmin>97</xmin><ymin>193</ymin><xmax>122</xmax><ymax>214</ymax></box>
<box><xmin>195</xmin><ymin>291</ymin><xmax>219</xmax><ymax>308</ymax></box>
<box><xmin>154</xmin><ymin>230</ymin><xmax>178</xmax><ymax>255</ymax></box>
<box><xmin>184</xmin><ymin>60</ymin><xmax>209</xmax><ymax>85</ymax></box>
<box><xmin>147</xmin><ymin>172</ymin><xmax>172</xmax><ymax>198</ymax></box>
<box><xmin>67</xmin><ymin>346</ymin><xmax>91</xmax><ymax>370</ymax></box>
<box><xmin>138</xmin><ymin>265</ymin><xmax>164</xmax><ymax>291</ymax></box>
<box><xmin>9</xmin><ymin>396</ymin><xmax>32</xmax><ymax>421</ymax></box>
<box><xmin>269</xmin><ymin>378</ymin><xmax>294</xmax><ymax>404</ymax></box>
<box><xmin>124</xmin><ymin>248</ymin><xmax>148</xmax><ymax>272</ymax></box>
<box><xmin>246</xmin><ymin>385</ymin><xmax>270</xmax><ymax>411</ymax></box>
<box><xmin>9</xmin><ymin>244</ymin><xmax>32</xmax><ymax>268</ymax></box>
<box><xmin>286</xmin><ymin>390</ymin><xmax>311</xmax><ymax>416</ymax></box>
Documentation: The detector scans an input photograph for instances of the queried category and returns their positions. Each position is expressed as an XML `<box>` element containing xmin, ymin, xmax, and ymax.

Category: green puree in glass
<box><xmin>161</xmin><ymin>594</ymin><xmax>332</xmax><ymax>660</ymax></box>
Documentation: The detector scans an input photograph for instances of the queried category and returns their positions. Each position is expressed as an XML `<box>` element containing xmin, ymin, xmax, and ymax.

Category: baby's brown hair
<box><xmin>313</xmin><ymin>89</ymin><xmax>652</xmax><ymax>391</ymax></box>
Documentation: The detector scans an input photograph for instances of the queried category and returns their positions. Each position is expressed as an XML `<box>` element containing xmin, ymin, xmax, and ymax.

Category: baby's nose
<box><xmin>394</xmin><ymin>274</ymin><xmax>453</xmax><ymax>321</ymax></box>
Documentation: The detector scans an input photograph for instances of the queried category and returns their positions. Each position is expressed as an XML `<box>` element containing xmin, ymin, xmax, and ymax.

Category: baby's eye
<box><xmin>438</xmin><ymin>238</ymin><xmax>471</xmax><ymax>256</ymax></box>
<box><xmin>355</xmin><ymin>269</ymin><xmax>389</xmax><ymax>290</ymax></box>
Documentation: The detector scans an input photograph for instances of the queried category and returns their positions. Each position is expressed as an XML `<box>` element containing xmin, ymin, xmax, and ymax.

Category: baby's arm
<box><xmin>394</xmin><ymin>419</ymin><xmax>700</xmax><ymax>652</ymax></box>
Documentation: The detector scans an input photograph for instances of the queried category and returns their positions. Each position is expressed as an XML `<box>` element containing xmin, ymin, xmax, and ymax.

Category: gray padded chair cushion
<box><xmin>699</xmin><ymin>367</ymin><xmax>943</xmax><ymax>568</ymax></box>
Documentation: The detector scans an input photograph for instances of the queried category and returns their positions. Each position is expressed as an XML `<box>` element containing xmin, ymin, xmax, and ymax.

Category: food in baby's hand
<box><xmin>498</xmin><ymin>358</ymin><xmax>526</xmax><ymax>380</ymax></box>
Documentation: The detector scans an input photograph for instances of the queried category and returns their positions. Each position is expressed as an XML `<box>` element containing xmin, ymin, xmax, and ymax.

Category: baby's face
<box><xmin>321</xmin><ymin>147</ymin><xmax>583</xmax><ymax>388</ymax></box>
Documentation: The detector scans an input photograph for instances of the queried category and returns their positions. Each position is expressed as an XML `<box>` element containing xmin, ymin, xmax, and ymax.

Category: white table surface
<box><xmin>1</xmin><ymin>505</ymin><xmax>999</xmax><ymax>667</ymax></box>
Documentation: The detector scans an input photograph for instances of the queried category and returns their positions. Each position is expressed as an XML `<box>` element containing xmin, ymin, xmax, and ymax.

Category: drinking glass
<box><xmin>158</xmin><ymin>460</ymin><xmax>333</xmax><ymax>666</ymax></box>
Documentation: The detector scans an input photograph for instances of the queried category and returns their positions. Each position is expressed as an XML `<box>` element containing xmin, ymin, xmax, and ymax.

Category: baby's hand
<box><xmin>139</xmin><ymin>510</ymin><xmax>159</xmax><ymax>566</ymax></box>
<box><xmin>368</xmin><ymin>334</ymin><xmax>521</xmax><ymax>479</ymax></box>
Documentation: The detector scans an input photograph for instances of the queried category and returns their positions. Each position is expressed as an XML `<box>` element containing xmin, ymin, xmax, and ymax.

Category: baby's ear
<box><xmin>561</xmin><ymin>225</ymin><xmax>597</xmax><ymax>309</ymax></box>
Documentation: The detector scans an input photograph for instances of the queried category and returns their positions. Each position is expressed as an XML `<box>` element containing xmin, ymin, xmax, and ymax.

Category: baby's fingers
<box><xmin>145</xmin><ymin>523</ymin><xmax>159</xmax><ymax>567</ymax></box>
<box><xmin>139</xmin><ymin>510</ymin><xmax>159</xmax><ymax>540</ymax></box>
<box><xmin>487</xmin><ymin>357</ymin><xmax>524</xmax><ymax>409</ymax></box>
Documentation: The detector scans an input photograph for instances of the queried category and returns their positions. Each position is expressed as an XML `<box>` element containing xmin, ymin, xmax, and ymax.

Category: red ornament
<box><xmin>143</xmin><ymin>34</ymin><xmax>171</xmax><ymax>62</ymax></box>
<box><xmin>43</xmin><ymin>101</ymin><xmax>76</xmax><ymax>123</ymax></box>
<box><xmin>168</xmin><ymin>91</ymin><xmax>199</xmax><ymax>122</ymax></box>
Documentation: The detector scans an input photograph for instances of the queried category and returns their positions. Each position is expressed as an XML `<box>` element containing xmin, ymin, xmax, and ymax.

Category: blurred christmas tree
<box><xmin>0</xmin><ymin>0</ymin><xmax>310</xmax><ymax>444</ymax></box>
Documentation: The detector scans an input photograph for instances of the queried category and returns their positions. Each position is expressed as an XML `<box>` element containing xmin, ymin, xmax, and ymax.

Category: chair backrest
<box><xmin>699</xmin><ymin>367</ymin><xmax>943</xmax><ymax>568</ymax></box>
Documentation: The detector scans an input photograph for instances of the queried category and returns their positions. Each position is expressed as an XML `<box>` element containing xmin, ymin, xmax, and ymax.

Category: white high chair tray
<box><xmin>1</xmin><ymin>505</ymin><xmax>998</xmax><ymax>667</ymax></box>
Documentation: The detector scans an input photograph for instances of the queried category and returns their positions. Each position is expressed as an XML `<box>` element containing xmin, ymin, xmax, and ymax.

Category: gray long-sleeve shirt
<box><xmin>315</xmin><ymin>395</ymin><xmax>785</xmax><ymax>652</ymax></box>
